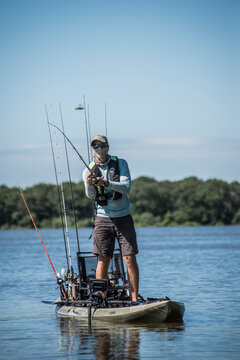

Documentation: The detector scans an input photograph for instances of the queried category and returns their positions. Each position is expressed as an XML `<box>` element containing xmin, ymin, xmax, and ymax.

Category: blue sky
<box><xmin>0</xmin><ymin>0</ymin><xmax>239</xmax><ymax>187</ymax></box>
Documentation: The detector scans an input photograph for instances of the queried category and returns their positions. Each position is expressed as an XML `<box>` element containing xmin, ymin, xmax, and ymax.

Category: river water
<box><xmin>0</xmin><ymin>226</ymin><xmax>239</xmax><ymax>359</ymax></box>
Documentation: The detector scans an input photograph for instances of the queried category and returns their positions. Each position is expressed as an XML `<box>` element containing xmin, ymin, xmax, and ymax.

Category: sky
<box><xmin>0</xmin><ymin>0</ymin><xmax>239</xmax><ymax>187</ymax></box>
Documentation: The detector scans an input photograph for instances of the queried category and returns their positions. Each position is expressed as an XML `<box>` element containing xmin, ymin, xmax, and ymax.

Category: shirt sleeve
<box><xmin>107</xmin><ymin>158</ymin><xmax>131</xmax><ymax>194</ymax></box>
<box><xmin>82</xmin><ymin>168</ymin><xmax>96</xmax><ymax>199</ymax></box>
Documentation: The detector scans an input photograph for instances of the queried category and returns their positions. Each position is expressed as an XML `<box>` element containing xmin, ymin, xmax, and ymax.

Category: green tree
<box><xmin>0</xmin><ymin>177</ymin><xmax>240</xmax><ymax>229</ymax></box>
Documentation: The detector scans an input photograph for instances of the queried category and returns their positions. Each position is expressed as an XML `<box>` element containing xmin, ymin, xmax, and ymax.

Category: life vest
<box><xmin>89</xmin><ymin>156</ymin><xmax>122</xmax><ymax>206</ymax></box>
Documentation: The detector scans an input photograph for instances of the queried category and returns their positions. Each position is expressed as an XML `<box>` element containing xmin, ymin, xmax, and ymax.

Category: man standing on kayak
<box><xmin>82</xmin><ymin>135</ymin><xmax>139</xmax><ymax>302</ymax></box>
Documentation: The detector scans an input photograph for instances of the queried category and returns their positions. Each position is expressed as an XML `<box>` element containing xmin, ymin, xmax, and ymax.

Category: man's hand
<box><xmin>86</xmin><ymin>173</ymin><xmax>109</xmax><ymax>187</ymax></box>
<box><xmin>86</xmin><ymin>172</ymin><xmax>95</xmax><ymax>185</ymax></box>
<box><xmin>96</xmin><ymin>178</ymin><xmax>109</xmax><ymax>187</ymax></box>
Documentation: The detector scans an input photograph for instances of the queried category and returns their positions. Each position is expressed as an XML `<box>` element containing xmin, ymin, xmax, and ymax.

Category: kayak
<box><xmin>55</xmin><ymin>297</ymin><xmax>185</xmax><ymax>323</ymax></box>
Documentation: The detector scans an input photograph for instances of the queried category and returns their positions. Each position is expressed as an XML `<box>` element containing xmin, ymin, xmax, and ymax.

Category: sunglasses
<box><xmin>92</xmin><ymin>143</ymin><xmax>108</xmax><ymax>149</ymax></box>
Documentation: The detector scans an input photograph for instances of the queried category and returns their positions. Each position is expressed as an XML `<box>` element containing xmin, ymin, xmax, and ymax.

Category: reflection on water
<box><xmin>57</xmin><ymin>317</ymin><xmax>185</xmax><ymax>359</ymax></box>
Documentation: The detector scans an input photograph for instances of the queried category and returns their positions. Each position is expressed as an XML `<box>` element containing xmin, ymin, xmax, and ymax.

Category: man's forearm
<box><xmin>107</xmin><ymin>178</ymin><xmax>131</xmax><ymax>194</ymax></box>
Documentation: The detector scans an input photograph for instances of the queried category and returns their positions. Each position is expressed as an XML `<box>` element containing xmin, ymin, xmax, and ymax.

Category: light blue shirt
<box><xmin>82</xmin><ymin>157</ymin><xmax>131</xmax><ymax>218</ymax></box>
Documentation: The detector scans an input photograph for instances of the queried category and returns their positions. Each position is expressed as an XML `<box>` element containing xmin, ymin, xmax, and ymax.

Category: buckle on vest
<box><xmin>98</xmin><ymin>196</ymin><xmax>106</xmax><ymax>201</ymax></box>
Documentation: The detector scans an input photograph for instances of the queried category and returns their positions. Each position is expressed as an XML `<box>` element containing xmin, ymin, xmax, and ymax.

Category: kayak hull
<box><xmin>55</xmin><ymin>299</ymin><xmax>184</xmax><ymax>323</ymax></box>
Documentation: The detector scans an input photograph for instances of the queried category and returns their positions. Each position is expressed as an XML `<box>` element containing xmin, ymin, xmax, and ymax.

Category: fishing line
<box><xmin>17</xmin><ymin>184</ymin><xmax>66</xmax><ymax>297</ymax></box>
<box><xmin>45</xmin><ymin>105</ymin><xmax>70</xmax><ymax>273</ymax></box>
<box><xmin>59</xmin><ymin>102</ymin><xmax>81</xmax><ymax>253</ymax></box>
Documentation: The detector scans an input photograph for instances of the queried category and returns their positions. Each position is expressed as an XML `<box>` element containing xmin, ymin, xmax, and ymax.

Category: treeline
<box><xmin>0</xmin><ymin>177</ymin><xmax>240</xmax><ymax>229</ymax></box>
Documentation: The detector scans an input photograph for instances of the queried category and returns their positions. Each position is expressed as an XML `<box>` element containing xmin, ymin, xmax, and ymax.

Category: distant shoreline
<box><xmin>1</xmin><ymin>176</ymin><xmax>240</xmax><ymax>229</ymax></box>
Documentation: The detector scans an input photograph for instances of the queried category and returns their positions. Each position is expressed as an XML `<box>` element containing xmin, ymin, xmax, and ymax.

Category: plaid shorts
<box><xmin>93</xmin><ymin>214</ymin><xmax>138</xmax><ymax>257</ymax></box>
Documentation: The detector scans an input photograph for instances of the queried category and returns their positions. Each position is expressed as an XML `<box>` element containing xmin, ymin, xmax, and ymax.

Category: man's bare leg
<box><xmin>96</xmin><ymin>255</ymin><xmax>111</xmax><ymax>279</ymax></box>
<box><xmin>124</xmin><ymin>254</ymin><xmax>139</xmax><ymax>302</ymax></box>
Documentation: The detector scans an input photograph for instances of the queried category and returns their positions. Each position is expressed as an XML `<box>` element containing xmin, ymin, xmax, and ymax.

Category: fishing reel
<box><xmin>92</xmin><ymin>176</ymin><xmax>104</xmax><ymax>185</ymax></box>
<box><xmin>56</xmin><ymin>278</ymin><xmax>67</xmax><ymax>299</ymax></box>
<box><xmin>109</xmin><ymin>274</ymin><xmax>119</xmax><ymax>287</ymax></box>
<box><xmin>57</xmin><ymin>278</ymin><xmax>64</xmax><ymax>286</ymax></box>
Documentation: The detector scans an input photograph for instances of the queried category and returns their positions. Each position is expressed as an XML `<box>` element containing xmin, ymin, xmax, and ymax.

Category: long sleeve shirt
<box><xmin>82</xmin><ymin>157</ymin><xmax>131</xmax><ymax>218</ymax></box>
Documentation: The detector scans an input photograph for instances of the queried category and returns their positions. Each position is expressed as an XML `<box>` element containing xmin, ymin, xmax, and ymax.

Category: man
<box><xmin>82</xmin><ymin>135</ymin><xmax>139</xmax><ymax>302</ymax></box>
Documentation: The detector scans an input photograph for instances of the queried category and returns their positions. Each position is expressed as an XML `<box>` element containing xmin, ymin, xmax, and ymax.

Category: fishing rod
<box><xmin>87</xmin><ymin>104</ymin><xmax>92</xmax><ymax>159</ymax></box>
<box><xmin>52</xmin><ymin>121</ymin><xmax>74</xmax><ymax>277</ymax></box>
<box><xmin>83</xmin><ymin>95</ymin><xmax>91</xmax><ymax>163</ymax></box>
<box><xmin>48</xmin><ymin>123</ymin><xmax>104</xmax><ymax>189</ymax></box>
<box><xmin>48</xmin><ymin>122</ymin><xmax>93</xmax><ymax>174</ymax></box>
<box><xmin>18</xmin><ymin>184</ymin><xmax>66</xmax><ymax>298</ymax></box>
<box><xmin>59</xmin><ymin>102</ymin><xmax>80</xmax><ymax>254</ymax></box>
<box><xmin>49</xmin><ymin>121</ymin><xmax>103</xmax><ymax>244</ymax></box>
<box><xmin>45</xmin><ymin>106</ymin><xmax>70</xmax><ymax>274</ymax></box>
<box><xmin>104</xmin><ymin>103</ymin><xmax>107</xmax><ymax>137</ymax></box>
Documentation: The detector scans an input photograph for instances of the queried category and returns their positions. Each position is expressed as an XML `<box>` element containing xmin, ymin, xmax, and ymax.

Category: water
<box><xmin>0</xmin><ymin>226</ymin><xmax>240</xmax><ymax>359</ymax></box>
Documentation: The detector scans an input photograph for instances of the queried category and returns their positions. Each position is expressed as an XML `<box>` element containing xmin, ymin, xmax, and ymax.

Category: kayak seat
<box><xmin>76</xmin><ymin>249</ymin><xmax>127</xmax><ymax>285</ymax></box>
<box><xmin>77</xmin><ymin>252</ymin><xmax>98</xmax><ymax>282</ymax></box>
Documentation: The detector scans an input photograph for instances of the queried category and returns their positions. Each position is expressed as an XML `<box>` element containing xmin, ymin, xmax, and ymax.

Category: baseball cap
<box><xmin>91</xmin><ymin>135</ymin><xmax>109</xmax><ymax>146</ymax></box>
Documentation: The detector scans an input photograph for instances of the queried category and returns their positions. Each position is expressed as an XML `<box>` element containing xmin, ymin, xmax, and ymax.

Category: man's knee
<box><xmin>124</xmin><ymin>254</ymin><xmax>137</xmax><ymax>266</ymax></box>
<box><xmin>98</xmin><ymin>255</ymin><xmax>111</xmax><ymax>266</ymax></box>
